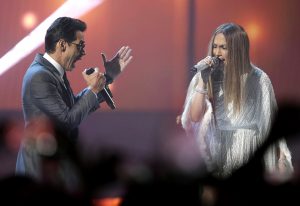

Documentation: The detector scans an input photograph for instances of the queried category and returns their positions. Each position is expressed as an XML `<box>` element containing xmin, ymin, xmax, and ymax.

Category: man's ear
<box><xmin>58</xmin><ymin>39</ymin><xmax>66</xmax><ymax>52</ymax></box>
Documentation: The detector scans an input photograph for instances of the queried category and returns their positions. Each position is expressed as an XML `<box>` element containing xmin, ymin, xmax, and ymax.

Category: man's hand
<box><xmin>101</xmin><ymin>46</ymin><xmax>133</xmax><ymax>82</ymax></box>
<box><xmin>82</xmin><ymin>67</ymin><xmax>106</xmax><ymax>94</ymax></box>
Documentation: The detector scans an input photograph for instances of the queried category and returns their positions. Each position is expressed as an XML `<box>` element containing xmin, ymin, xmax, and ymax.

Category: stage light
<box><xmin>22</xmin><ymin>12</ymin><xmax>38</xmax><ymax>30</ymax></box>
<box><xmin>245</xmin><ymin>22</ymin><xmax>261</xmax><ymax>42</ymax></box>
<box><xmin>0</xmin><ymin>0</ymin><xmax>105</xmax><ymax>76</ymax></box>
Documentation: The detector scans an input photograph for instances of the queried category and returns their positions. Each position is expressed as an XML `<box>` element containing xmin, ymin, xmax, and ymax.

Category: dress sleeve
<box><xmin>180</xmin><ymin>72</ymin><xmax>216</xmax><ymax>170</ymax></box>
<box><xmin>260</xmin><ymin>72</ymin><xmax>294</xmax><ymax>179</ymax></box>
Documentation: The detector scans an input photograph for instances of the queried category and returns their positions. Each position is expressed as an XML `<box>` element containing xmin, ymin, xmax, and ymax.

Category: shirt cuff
<box><xmin>88</xmin><ymin>86</ymin><xmax>98</xmax><ymax>99</ymax></box>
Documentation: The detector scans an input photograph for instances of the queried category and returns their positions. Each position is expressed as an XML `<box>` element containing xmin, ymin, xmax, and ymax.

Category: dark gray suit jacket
<box><xmin>16</xmin><ymin>54</ymin><xmax>102</xmax><ymax>186</ymax></box>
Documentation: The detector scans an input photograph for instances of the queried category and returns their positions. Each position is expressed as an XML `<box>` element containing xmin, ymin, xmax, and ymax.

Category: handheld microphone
<box><xmin>86</xmin><ymin>68</ymin><xmax>116</xmax><ymax>110</ymax></box>
<box><xmin>190</xmin><ymin>56</ymin><xmax>222</xmax><ymax>73</ymax></box>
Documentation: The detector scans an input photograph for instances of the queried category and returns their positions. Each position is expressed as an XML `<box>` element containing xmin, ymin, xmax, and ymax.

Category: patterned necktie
<box><xmin>63</xmin><ymin>73</ymin><xmax>74</xmax><ymax>106</ymax></box>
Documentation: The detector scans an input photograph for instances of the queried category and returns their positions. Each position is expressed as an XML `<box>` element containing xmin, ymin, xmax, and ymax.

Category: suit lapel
<box><xmin>34</xmin><ymin>54</ymin><xmax>74</xmax><ymax>107</ymax></box>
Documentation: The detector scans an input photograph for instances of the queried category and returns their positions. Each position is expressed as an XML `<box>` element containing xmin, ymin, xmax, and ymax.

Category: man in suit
<box><xmin>15</xmin><ymin>17</ymin><xmax>132</xmax><ymax>191</ymax></box>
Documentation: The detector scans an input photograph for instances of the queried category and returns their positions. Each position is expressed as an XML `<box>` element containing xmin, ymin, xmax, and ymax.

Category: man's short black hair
<box><xmin>45</xmin><ymin>17</ymin><xmax>87</xmax><ymax>53</ymax></box>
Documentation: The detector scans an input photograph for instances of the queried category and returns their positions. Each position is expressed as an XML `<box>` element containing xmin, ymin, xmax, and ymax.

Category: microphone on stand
<box><xmin>86</xmin><ymin>68</ymin><xmax>116</xmax><ymax>110</ymax></box>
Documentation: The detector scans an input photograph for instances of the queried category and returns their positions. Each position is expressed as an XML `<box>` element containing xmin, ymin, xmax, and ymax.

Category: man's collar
<box><xmin>43</xmin><ymin>53</ymin><xmax>65</xmax><ymax>78</ymax></box>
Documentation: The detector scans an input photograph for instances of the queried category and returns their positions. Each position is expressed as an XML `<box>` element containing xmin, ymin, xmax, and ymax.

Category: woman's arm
<box><xmin>190</xmin><ymin>78</ymin><xmax>207</xmax><ymax>122</ymax></box>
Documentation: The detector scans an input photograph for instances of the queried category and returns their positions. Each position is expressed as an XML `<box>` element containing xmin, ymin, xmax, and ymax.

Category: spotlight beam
<box><xmin>0</xmin><ymin>0</ymin><xmax>105</xmax><ymax>76</ymax></box>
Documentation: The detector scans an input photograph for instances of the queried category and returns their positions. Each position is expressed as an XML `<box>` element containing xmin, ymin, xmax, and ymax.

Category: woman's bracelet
<box><xmin>194</xmin><ymin>85</ymin><xmax>208</xmax><ymax>95</ymax></box>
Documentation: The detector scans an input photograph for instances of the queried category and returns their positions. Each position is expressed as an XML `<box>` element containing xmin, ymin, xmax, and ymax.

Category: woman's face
<box><xmin>213</xmin><ymin>33</ymin><xmax>228</xmax><ymax>64</ymax></box>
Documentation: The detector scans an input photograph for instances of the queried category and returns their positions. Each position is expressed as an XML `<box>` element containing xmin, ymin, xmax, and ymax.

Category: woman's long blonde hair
<box><xmin>207</xmin><ymin>23</ymin><xmax>252</xmax><ymax>114</ymax></box>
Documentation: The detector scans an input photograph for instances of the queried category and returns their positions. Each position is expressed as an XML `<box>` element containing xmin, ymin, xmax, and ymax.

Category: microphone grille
<box><xmin>211</xmin><ymin>57</ymin><xmax>221</xmax><ymax>68</ymax></box>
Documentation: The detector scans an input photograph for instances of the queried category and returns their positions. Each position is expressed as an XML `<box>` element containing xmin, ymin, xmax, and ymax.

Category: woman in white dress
<box><xmin>181</xmin><ymin>23</ymin><xmax>293</xmax><ymax>178</ymax></box>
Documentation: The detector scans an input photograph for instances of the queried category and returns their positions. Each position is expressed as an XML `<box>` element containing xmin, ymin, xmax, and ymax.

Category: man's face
<box><xmin>63</xmin><ymin>31</ymin><xmax>85</xmax><ymax>71</ymax></box>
